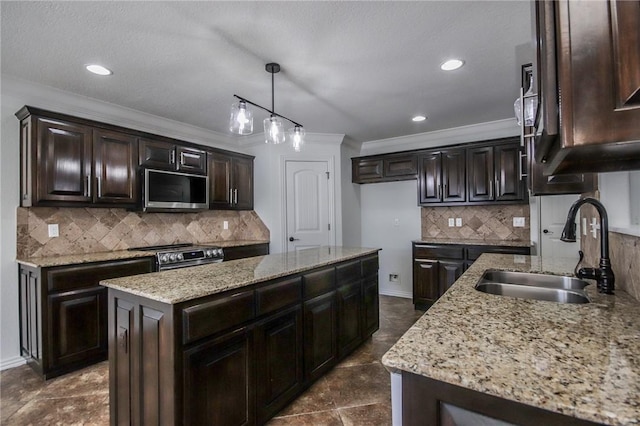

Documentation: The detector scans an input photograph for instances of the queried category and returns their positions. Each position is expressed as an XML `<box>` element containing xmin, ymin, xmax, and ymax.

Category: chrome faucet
<box><xmin>560</xmin><ymin>197</ymin><xmax>615</xmax><ymax>294</ymax></box>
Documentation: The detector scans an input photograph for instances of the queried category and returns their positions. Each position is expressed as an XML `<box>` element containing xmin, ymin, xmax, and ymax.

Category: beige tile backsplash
<box><xmin>421</xmin><ymin>204</ymin><xmax>530</xmax><ymax>242</ymax></box>
<box><xmin>17</xmin><ymin>207</ymin><xmax>269</xmax><ymax>258</ymax></box>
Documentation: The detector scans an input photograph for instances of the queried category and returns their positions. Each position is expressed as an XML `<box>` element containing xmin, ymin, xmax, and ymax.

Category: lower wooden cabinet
<box><xmin>223</xmin><ymin>243</ymin><xmax>269</xmax><ymax>261</ymax></box>
<box><xmin>18</xmin><ymin>257</ymin><xmax>154</xmax><ymax>379</ymax></box>
<box><xmin>108</xmin><ymin>253</ymin><xmax>380</xmax><ymax>425</ymax></box>
<box><xmin>412</xmin><ymin>243</ymin><xmax>530</xmax><ymax>309</ymax></box>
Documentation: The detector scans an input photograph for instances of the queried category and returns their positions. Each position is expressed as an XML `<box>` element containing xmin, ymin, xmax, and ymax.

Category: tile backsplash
<box><xmin>421</xmin><ymin>204</ymin><xmax>530</xmax><ymax>242</ymax></box>
<box><xmin>17</xmin><ymin>207</ymin><xmax>269</xmax><ymax>258</ymax></box>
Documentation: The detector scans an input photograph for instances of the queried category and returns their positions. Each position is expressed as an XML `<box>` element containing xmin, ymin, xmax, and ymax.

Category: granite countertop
<box><xmin>382</xmin><ymin>253</ymin><xmax>640</xmax><ymax>425</ymax></box>
<box><xmin>15</xmin><ymin>240</ymin><xmax>270</xmax><ymax>268</ymax></box>
<box><xmin>101</xmin><ymin>246</ymin><xmax>379</xmax><ymax>304</ymax></box>
<box><xmin>414</xmin><ymin>238</ymin><xmax>532</xmax><ymax>247</ymax></box>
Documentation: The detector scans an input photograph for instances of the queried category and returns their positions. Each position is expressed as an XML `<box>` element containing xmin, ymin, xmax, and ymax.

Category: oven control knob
<box><xmin>216</xmin><ymin>249</ymin><xmax>223</xmax><ymax>257</ymax></box>
<box><xmin>204</xmin><ymin>249</ymin><xmax>211</xmax><ymax>257</ymax></box>
<box><xmin>177</xmin><ymin>253</ymin><xmax>183</xmax><ymax>261</ymax></box>
<box><xmin>169</xmin><ymin>253</ymin><xmax>177</xmax><ymax>262</ymax></box>
<box><xmin>160</xmin><ymin>254</ymin><xmax>169</xmax><ymax>263</ymax></box>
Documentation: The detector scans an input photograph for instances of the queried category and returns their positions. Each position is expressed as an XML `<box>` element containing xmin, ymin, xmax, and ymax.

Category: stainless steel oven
<box><xmin>128</xmin><ymin>243</ymin><xmax>224</xmax><ymax>271</ymax></box>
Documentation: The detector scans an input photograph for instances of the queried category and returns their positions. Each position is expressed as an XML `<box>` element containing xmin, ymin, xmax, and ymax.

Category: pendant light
<box><xmin>230</xmin><ymin>62</ymin><xmax>305</xmax><ymax>149</ymax></box>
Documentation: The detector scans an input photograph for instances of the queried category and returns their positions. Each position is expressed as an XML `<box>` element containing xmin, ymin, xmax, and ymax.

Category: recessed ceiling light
<box><xmin>85</xmin><ymin>64</ymin><xmax>113</xmax><ymax>76</ymax></box>
<box><xmin>412</xmin><ymin>115</ymin><xmax>427</xmax><ymax>122</ymax></box>
<box><xmin>440</xmin><ymin>59</ymin><xmax>464</xmax><ymax>71</ymax></box>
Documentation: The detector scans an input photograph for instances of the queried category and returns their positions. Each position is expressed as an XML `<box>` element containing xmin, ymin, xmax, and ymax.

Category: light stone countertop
<box><xmin>16</xmin><ymin>240</ymin><xmax>270</xmax><ymax>268</ymax></box>
<box><xmin>382</xmin><ymin>253</ymin><xmax>640</xmax><ymax>425</ymax></box>
<box><xmin>414</xmin><ymin>238</ymin><xmax>532</xmax><ymax>247</ymax></box>
<box><xmin>101</xmin><ymin>246</ymin><xmax>380</xmax><ymax>304</ymax></box>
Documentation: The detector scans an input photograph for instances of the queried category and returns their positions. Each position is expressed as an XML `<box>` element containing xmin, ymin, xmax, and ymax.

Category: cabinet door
<box><xmin>138</xmin><ymin>138</ymin><xmax>176</xmax><ymax>170</ymax></box>
<box><xmin>255</xmin><ymin>306</ymin><xmax>303</xmax><ymax>424</ymax></box>
<box><xmin>467</xmin><ymin>146</ymin><xmax>494</xmax><ymax>202</ymax></box>
<box><xmin>36</xmin><ymin>117</ymin><xmax>93</xmax><ymax>203</ymax></box>
<box><xmin>337</xmin><ymin>281</ymin><xmax>362</xmax><ymax>358</ymax></box>
<box><xmin>49</xmin><ymin>287</ymin><xmax>107</xmax><ymax>370</ymax></box>
<box><xmin>176</xmin><ymin>146</ymin><xmax>207</xmax><ymax>174</ymax></box>
<box><xmin>19</xmin><ymin>266</ymin><xmax>41</xmax><ymax>363</ymax></box>
<box><xmin>232</xmin><ymin>156</ymin><xmax>254</xmax><ymax>210</ymax></box>
<box><xmin>93</xmin><ymin>129</ymin><xmax>138</xmax><ymax>205</ymax></box>
<box><xmin>383</xmin><ymin>154</ymin><xmax>418</xmax><ymax>179</ymax></box>
<box><xmin>438</xmin><ymin>261</ymin><xmax>465</xmax><ymax>295</ymax></box>
<box><xmin>494</xmin><ymin>143</ymin><xmax>525</xmax><ymax>202</ymax></box>
<box><xmin>418</xmin><ymin>152</ymin><xmax>442</xmax><ymax>204</ymax></box>
<box><xmin>303</xmin><ymin>291</ymin><xmax>337</xmax><ymax>382</ymax></box>
<box><xmin>352</xmin><ymin>158</ymin><xmax>383</xmax><ymax>183</ymax></box>
<box><xmin>183</xmin><ymin>327</ymin><xmax>254</xmax><ymax>426</ymax></box>
<box><xmin>413</xmin><ymin>259</ymin><xmax>439</xmax><ymax>307</ymax></box>
<box><xmin>209</xmin><ymin>153</ymin><xmax>232</xmax><ymax>209</ymax></box>
<box><xmin>361</xmin><ymin>275</ymin><xmax>379</xmax><ymax>339</ymax></box>
<box><xmin>441</xmin><ymin>149</ymin><xmax>466</xmax><ymax>202</ymax></box>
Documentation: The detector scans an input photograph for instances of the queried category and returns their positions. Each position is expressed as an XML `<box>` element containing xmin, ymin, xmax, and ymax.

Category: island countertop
<box><xmin>100</xmin><ymin>246</ymin><xmax>379</xmax><ymax>304</ymax></box>
<box><xmin>382</xmin><ymin>253</ymin><xmax>640</xmax><ymax>426</ymax></box>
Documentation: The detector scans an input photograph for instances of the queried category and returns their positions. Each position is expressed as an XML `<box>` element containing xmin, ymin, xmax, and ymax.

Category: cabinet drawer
<box><xmin>414</xmin><ymin>245</ymin><xmax>464</xmax><ymax>260</ymax></box>
<box><xmin>384</xmin><ymin>155</ymin><xmax>417</xmax><ymax>178</ymax></box>
<box><xmin>466</xmin><ymin>246</ymin><xmax>530</xmax><ymax>261</ymax></box>
<box><xmin>336</xmin><ymin>260</ymin><xmax>361</xmax><ymax>285</ymax></box>
<box><xmin>303</xmin><ymin>267</ymin><xmax>336</xmax><ymax>300</ymax></box>
<box><xmin>361</xmin><ymin>255</ymin><xmax>379</xmax><ymax>277</ymax></box>
<box><xmin>47</xmin><ymin>258</ymin><xmax>155</xmax><ymax>293</ymax></box>
<box><xmin>182</xmin><ymin>290</ymin><xmax>255</xmax><ymax>344</ymax></box>
<box><xmin>256</xmin><ymin>277</ymin><xmax>302</xmax><ymax>317</ymax></box>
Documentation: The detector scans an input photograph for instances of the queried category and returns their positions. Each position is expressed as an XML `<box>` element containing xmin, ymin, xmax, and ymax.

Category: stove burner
<box><xmin>127</xmin><ymin>243</ymin><xmax>193</xmax><ymax>252</ymax></box>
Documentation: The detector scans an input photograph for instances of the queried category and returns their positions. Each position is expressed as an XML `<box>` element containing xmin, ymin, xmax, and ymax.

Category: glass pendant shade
<box><xmin>229</xmin><ymin>101</ymin><xmax>254</xmax><ymax>135</ymax></box>
<box><xmin>264</xmin><ymin>116</ymin><xmax>285</xmax><ymax>144</ymax></box>
<box><xmin>288</xmin><ymin>126</ymin><xmax>306</xmax><ymax>152</ymax></box>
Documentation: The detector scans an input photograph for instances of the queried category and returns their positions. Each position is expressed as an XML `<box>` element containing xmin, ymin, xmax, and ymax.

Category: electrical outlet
<box><xmin>590</xmin><ymin>217</ymin><xmax>600</xmax><ymax>239</ymax></box>
<box><xmin>48</xmin><ymin>224</ymin><xmax>59</xmax><ymax>238</ymax></box>
<box><xmin>455</xmin><ymin>218</ymin><xmax>462</xmax><ymax>227</ymax></box>
<box><xmin>223</xmin><ymin>221</ymin><xmax>229</xmax><ymax>230</ymax></box>
<box><xmin>393</xmin><ymin>218</ymin><xmax>400</xmax><ymax>227</ymax></box>
<box><xmin>389</xmin><ymin>273</ymin><xmax>399</xmax><ymax>283</ymax></box>
<box><xmin>448</xmin><ymin>218</ymin><xmax>455</xmax><ymax>227</ymax></box>
<box><xmin>513</xmin><ymin>217</ymin><xmax>525</xmax><ymax>227</ymax></box>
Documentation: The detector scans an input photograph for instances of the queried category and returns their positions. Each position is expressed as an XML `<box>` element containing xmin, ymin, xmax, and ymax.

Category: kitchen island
<box><xmin>382</xmin><ymin>253</ymin><xmax>640</xmax><ymax>425</ymax></box>
<box><xmin>101</xmin><ymin>246</ymin><xmax>380</xmax><ymax>425</ymax></box>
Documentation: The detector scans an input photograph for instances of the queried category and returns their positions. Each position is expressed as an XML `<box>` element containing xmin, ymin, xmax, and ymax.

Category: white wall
<box><xmin>361</xmin><ymin>181</ymin><xmax>421</xmax><ymax>298</ymax></box>
<box><xmin>247</xmin><ymin>134</ymin><xmax>345</xmax><ymax>254</ymax></box>
<box><xmin>341</xmin><ymin>143</ymin><xmax>362</xmax><ymax>247</ymax></box>
<box><xmin>0</xmin><ymin>76</ymin><xmax>241</xmax><ymax>369</ymax></box>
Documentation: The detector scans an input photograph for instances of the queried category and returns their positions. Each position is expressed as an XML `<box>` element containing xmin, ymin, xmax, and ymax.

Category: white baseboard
<box><xmin>0</xmin><ymin>356</ymin><xmax>26</xmax><ymax>371</ymax></box>
<box><xmin>379</xmin><ymin>288</ymin><xmax>412</xmax><ymax>299</ymax></box>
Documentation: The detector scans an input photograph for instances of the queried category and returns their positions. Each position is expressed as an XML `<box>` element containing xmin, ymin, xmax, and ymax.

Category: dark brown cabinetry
<box><xmin>534</xmin><ymin>0</ymin><xmax>640</xmax><ymax>174</ymax></box>
<box><xmin>418</xmin><ymin>149</ymin><xmax>466</xmax><ymax>205</ymax></box>
<box><xmin>139</xmin><ymin>138</ymin><xmax>207</xmax><ymax>175</ymax></box>
<box><xmin>108</xmin><ymin>253</ymin><xmax>379</xmax><ymax>425</ymax></box>
<box><xmin>18</xmin><ymin>257</ymin><xmax>154</xmax><ymax>379</ymax></box>
<box><xmin>223</xmin><ymin>243</ymin><xmax>270</xmax><ymax>261</ymax></box>
<box><xmin>412</xmin><ymin>243</ymin><xmax>530</xmax><ymax>309</ymax></box>
<box><xmin>467</xmin><ymin>140</ymin><xmax>525</xmax><ymax>203</ymax></box>
<box><xmin>352</xmin><ymin>153</ymin><xmax>418</xmax><ymax>183</ymax></box>
<box><xmin>209</xmin><ymin>152</ymin><xmax>254</xmax><ymax>210</ymax></box>
<box><xmin>18</xmin><ymin>108</ymin><xmax>139</xmax><ymax>207</ymax></box>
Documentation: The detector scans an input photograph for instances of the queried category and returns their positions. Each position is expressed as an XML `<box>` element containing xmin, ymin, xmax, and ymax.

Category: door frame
<box><xmin>280</xmin><ymin>157</ymin><xmax>336</xmax><ymax>252</ymax></box>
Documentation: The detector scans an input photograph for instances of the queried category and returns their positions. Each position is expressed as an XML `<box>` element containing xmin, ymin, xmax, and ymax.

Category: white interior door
<box><xmin>285</xmin><ymin>160</ymin><xmax>332</xmax><ymax>252</ymax></box>
<box><xmin>539</xmin><ymin>194</ymin><xmax>580</xmax><ymax>260</ymax></box>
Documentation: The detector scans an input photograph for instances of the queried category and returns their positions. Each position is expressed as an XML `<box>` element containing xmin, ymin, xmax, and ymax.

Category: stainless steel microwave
<box><xmin>142</xmin><ymin>169</ymin><xmax>209</xmax><ymax>212</ymax></box>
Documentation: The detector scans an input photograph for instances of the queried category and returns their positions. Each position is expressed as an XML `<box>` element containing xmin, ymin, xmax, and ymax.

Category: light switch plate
<box><xmin>393</xmin><ymin>218</ymin><xmax>400</xmax><ymax>227</ymax></box>
<box><xmin>448</xmin><ymin>218</ymin><xmax>455</xmax><ymax>227</ymax></box>
<box><xmin>48</xmin><ymin>224</ymin><xmax>59</xmax><ymax>238</ymax></box>
<box><xmin>455</xmin><ymin>218</ymin><xmax>462</xmax><ymax>227</ymax></box>
<box><xmin>513</xmin><ymin>217</ymin><xmax>526</xmax><ymax>227</ymax></box>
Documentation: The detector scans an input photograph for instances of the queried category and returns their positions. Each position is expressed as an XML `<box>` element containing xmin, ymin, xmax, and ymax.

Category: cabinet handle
<box><xmin>170</xmin><ymin>150</ymin><xmax>176</xmax><ymax>165</ymax></box>
<box><xmin>234</xmin><ymin>189</ymin><xmax>238</xmax><ymax>205</ymax></box>
<box><xmin>86</xmin><ymin>175</ymin><xmax>91</xmax><ymax>198</ymax></box>
<box><xmin>97</xmin><ymin>176</ymin><xmax>102</xmax><ymax>198</ymax></box>
<box><xmin>118</xmin><ymin>328</ymin><xmax>128</xmax><ymax>354</ymax></box>
<box><xmin>489</xmin><ymin>177</ymin><xmax>494</xmax><ymax>199</ymax></box>
<box><xmin>495</xmin><ymin>177</ymin><xmax>500</xmax><ymax>197</ymax></box>
<box><xmin>519</xmin><ymin>152</ymin><xmax>528</xmax><ymax>179</ymax></box>
<box><xmin>443</xmin><ymin>183</ymin><xmax>448</xmax><ymax>200</ymax></box>
<box><xmin>437</xmin><ymin>184</ymin><xmax>441</xmax><ymax>200</ymax></box>
<box><xmin>229</xmin><ymin>188</ymin><xmax>234</xmax><ymax>204</ymax></box>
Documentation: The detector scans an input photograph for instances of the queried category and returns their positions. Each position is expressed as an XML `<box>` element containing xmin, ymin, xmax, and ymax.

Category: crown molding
<box><xmin>1</xmin><ymin>75</ymin><xmax>243</xmax><ymax>151</ymax></box>
<box><xmin>360</xmin><ymin>118</ymin><xmax>519</xmax><ymax>156</ymax></box>
<box><xmin>237</xmin><ymin>131</ymin><xmax>345</xmax><ymax>148</ymax></box>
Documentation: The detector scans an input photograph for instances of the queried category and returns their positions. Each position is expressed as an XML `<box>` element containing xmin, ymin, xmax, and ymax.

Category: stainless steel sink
<box><xmin>475</xmin><ymin>270</ymin><xmax>591</xmax><ymax>304</ymax></box>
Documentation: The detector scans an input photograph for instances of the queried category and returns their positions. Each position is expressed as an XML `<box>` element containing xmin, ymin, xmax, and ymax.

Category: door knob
<box><xmin>289</xmin><ymin>237</ymin><xmax>299</xmax><ymax>242</ymax></box>
<box><xmin>543</xmin><ymin>229</ymin><xmax>553</xmax><ymax>234</ymax></box>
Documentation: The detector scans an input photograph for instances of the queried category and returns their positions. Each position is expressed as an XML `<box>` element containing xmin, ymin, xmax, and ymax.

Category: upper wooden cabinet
<box><xmin>533</xmin><ymin>0</ymin><xmax>640</xmax><ymax>174</ymax></box>
<box><xmin>209</xmin><ymin>151</ymin><xmax>254</xmax><ymax>210</ymax></box>
<box><xmin>467</xmin><ymin>141</ymin><xmax>526</xmax><ymax>203</ymax></box>
<box><xmin>139</xmin><ymin>138</ymin><xmax>207</xmax><ymax>175</ymax></box>
<box><xmin>418</xmin><ymin>148</ymin><xmax>466</xmax><ymax>205</ymax></box>
<box><xmin>18</xmin><ymin>107</ymin><xmax>138</xmax><ymax>207</ymax></box>
<box><xmin>352</xmin><ymin>152</ymin><xmax>417</xmax><ymax>184</ymax></box>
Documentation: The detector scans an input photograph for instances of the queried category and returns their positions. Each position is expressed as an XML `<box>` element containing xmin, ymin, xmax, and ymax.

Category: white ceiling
<box><xmin>1</xmin><ymin>1</ymin><xmax>533</xmax><ymax>144</ymax></box>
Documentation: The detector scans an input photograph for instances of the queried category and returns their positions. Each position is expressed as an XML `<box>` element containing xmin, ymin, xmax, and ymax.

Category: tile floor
<box><xmin>0</xmin><ymin>296</ymin><xmax>423</xmax><ymax>425</ymax></box>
